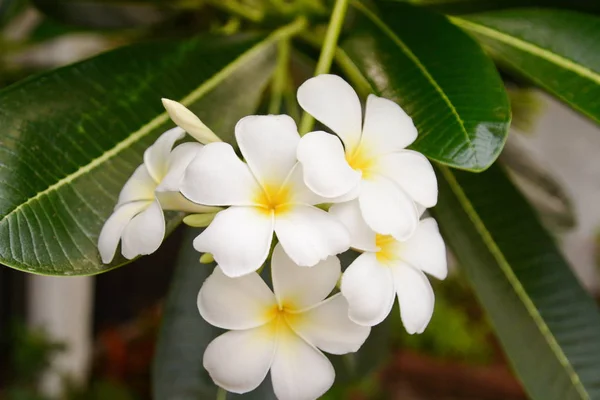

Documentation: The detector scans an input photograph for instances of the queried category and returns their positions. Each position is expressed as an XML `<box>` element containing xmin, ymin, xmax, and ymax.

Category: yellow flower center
<box><xmin>254</xmin><ymin>182</ymin><xmax>292</xmax><ymax>216</ymax></box>
<box><xmin>375</xmin><ymin>234</ymin><xmax>402</xmax><ymax>264</ymax></box>
<box><xmin>262</xmin><ymin>303</ymin><xmax>306</xmax><ymax>339</ymax></box>
<box><xmin>345</xmin><ymin>144</ymin><xmax>377</xmax><ymax>179</ymax></box>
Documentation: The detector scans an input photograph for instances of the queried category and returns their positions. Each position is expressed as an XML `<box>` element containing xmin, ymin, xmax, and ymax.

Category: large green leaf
<box><xmin>452</xmin><ymin>9</ymin><xmax>600</xmax><ymax>125</ymax></box>
<box><xmin>433</xmin><ymin>164</ymin><xmax>600</xmax><ymax>400</ymax></box>
<box><xmin>0</xmin><ymin>25</ymin><xmax>304</xmax><ymax>276</ymax></box>
<box><xmin>338</xmin><ymin>1</ymin><xmax>510</xmax><ymax>171</ymax></box>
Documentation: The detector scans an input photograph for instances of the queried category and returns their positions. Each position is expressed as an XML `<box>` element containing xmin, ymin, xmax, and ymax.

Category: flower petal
<box><xmin>341</xmin><ymin>253</ymin><xmax>395</xmax><ymax>326</ymax></box>
<box><xmin>156</xmin><ymin>142</ymin><xmax>203</xmax><ymax>193</ymax></box>
<box><xmin>198</xmin><ymin>267</ymin><xmax>277</xmax><ymax>330</ymax></box>
<box><xmin>144</xmin><ymin>127</ymin><xmax>185</xmax><ymax>182</ymax></box>
<box><xmin>297</xmin><ymin>74</ymin><xmax>362</xmax><ymax>151</ymax></box>
<box><xmin>282</xmin><ymin>163</ymin><xmax>330</xmax><ymax>206</ymax></box>
<box><xmin>156</xmin><ymin>191</ymin><xmax>216</xmax><ymax>213</ymax></box>
<box><xmin>98</xmin><ymin>200</ymin><xmax>150</xmax><ymax>264</ymax></box>
<box><xmin>162</xmin><ymin>98</ymin><xmax>222</xmax><ymax>144</ymax></box>
<box><xmin>296</xmin><ymin>131</ymin><xmax>361</xmax><ymax>199</ymax></box>
<box><xmin>271</xmin><ymin>243</ymin><xmax>340</xmax><ymax>310</ymax></box>
<box><xmin>401</xmin><ymin>218</ymin><xmax>447</xmax><ymax>280</ymax></box>
<box><xmin>236</xmin><ymin>115</ymin><xmax>299</xmax><ymax>188</ymax></box>
<box><xmin>203</xmin><ymin>326</ymin><xmax>276</xmax><ymax>394</ymax></box>
<box><xmin>121</xmin><ymin>199</ymin><xmax>165</xmax><ymax>260</ymax></box>
<box><xmin>392</xmin><ymin>263</ymin><xmax>435</xmax><ymax>334</ymax></box>
<box><xmin>377</xmin><ymin>150</ymin><xmax>438</xmax><ymax>208</ymax></box>
<box><xmin>289</xmin><ymin>294</ymin><xmax>370</xmax><ymax>355</ymax></box>
<box><xmin>270</xmin><ymin>324</ymin><xmax>335</xmax><ymax>400</ymax></box>
<box><xmin>117</xmin><ymin>164</ymin><xmax>156</xmax><ymax>207</ymax></box>
<box><xmin>194</xmin><ymin>207</ymin><xmax>274</xmax><ymax>277</ymax></box>
<box><xmin>181</xmin><ymin>142</ymin><xmax>261</xmax><ymax>206</ymax></box>
<box><xmin>329</xmin><ymin>200</ymin><xmax>377</xmax><ymax>252</ymax></box>
<box><xmin>361</xmin><ymin>94</ymin><xmax>417</xmax><ymax>155</ymax></box>
<box><xmin>275</xmin><ymin>205</ymin><xmax>350</xmax><ymax>267</ymax></box>
<box><xmin>358</xmin><ymin>177</ymin><xmax>418</xmax><ymax>241</ymax></box>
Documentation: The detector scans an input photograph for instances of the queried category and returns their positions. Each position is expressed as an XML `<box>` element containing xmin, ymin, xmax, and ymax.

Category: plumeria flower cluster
<box><xmin>98</xmin><ymin>74</ymin><xmax>448</xmax><ymax>399</ymax></box>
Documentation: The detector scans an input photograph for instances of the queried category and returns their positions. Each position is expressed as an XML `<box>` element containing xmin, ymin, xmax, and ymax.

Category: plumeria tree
<box><xmin>1</xmin><ymin>0</ymin><xmax>600</xmax><ymax>399</ymax></box>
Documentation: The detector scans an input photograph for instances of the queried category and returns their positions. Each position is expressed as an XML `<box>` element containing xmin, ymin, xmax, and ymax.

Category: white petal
<box><xmin>121</xmin><ymin>199</ymin><xmax>165</xmax><ymax>260</ymax></box>
<box><xmin>361</xmin><ymin>94</ymin><xmax>417</xmax><ymax>155</ymax></box>
<box><xmin>181</xmin><ymin>142</ymin><xmax>261</xmax><ymax>206</ymax></box>
<box><xmin>203</xmin><ymin>326</ymin><xmax>276</xmax><ymax>394</ymax></box>
<box><xmin>341</xmin><ymin>253</ymin><xmax>395</xmax><ymax>326</ymax></box>
<box><xmin>275</xmin><ymin>205</ymin><xmax>350</xmax><ymax>267</ymax></box>
<box><xmin>198</xmin><ymin>267</ymin><xmax>277</xmax><ymax>330</ymax></box>
<box><xmin>400</xmin><ymin>218</ymin><xmax>447</xmax><ymax>280</ymax></box>
<box><xmin>329</xmin><ymin>200</ymin><xmax>377</xmax><ymax>252</ymax></box>
<box><xmin>393</xmin><ymin>263</ymin><xmax>435</xmax><ymax>334</ymax></box>
<box><xmin>194</xmin><ymin>207</ymin><xmax>274</xmax><ymax>277</ymax></box>
<box><xmin>270</xmin><ymin>324</ymin><xmax>335</xmax><ymax>400</ymax></box>
<box><xmin>297</xmin><ymin>74</ymin><xmax>362</xmax><ymax>152</ymax></box>
<box><xmin>144</xmin><ymin>127</ymin><xmax>185</xmax><ymax>182</ymax></box>
<box><xmin>358</xmin><ymin>177</ymin><xmax>418</xmax><ymax>241</ymax></box>
<box><xmin>236</xmin><ymin>115</ymin><xmax>299</xmax><ymax>188</ymax></box>
<box><xmin>156</xmin><ymin>191</ymin><xmax>216</xmax><ymax>213</ymax></box>
<box><xmin>282</xmin><ymin>163</ymin><xmax>330</xmax><ymax>206</ymax></box>
<box><xmin>156</xmin><ymin>142</ymin><xmax>203</xmax><ymax>193</ymax></box>
<box><xmin>296</xmin><ymin>131</ymin><xmax>361</xmax><ymax>199</ymax></box>
<box><xmin>98</xmin><ymin>201</ymin><xmax>150</xmax><ymax>263</ymax></box>
<box><xmin>162</xmin><ymin>98</ymin><xmax>222</xmax><ymax>144</ymax></box>
<box><xmin>289</xmin><ymin>294</ymin><xmax>370</xmax><ymax>355</ymax></box>
<box><xmin>117</xmin><ymin>165</ymin><xmax>156</xmax><ymax>206</ymax></box>
<box><xmin>377</xmin><ymin>150</ymin><xmax>438</xmax><ymax>208</ymax></box>
<box><xmin>271</xmin><ymin>244</ymin><xmax>340</xmax><ymax>310</ymax></box>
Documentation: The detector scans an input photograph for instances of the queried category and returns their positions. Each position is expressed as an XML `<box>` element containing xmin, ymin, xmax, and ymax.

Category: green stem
<box><xmin>269</xmin><ymin>39</ymin><xmax>291</xmax><ymax>114</ymax></box>
<box><xmin>299</xmin><ymin>29</ymin><xmax>371</xmax><ymax>98</ymax></box>
<box><xmin>298</xmin><ymin>0</ymin><xmax>350</xmax><ymax>135</ymax></box>
<box><xmin>216</xmin><ymin>387</ymin><xmax>227</xmax><ymax>400</ymax></box>
<box><xmin>205</xmin><ymin>0</ymin><xmax>264</xmax><ymax>22</ymax></box>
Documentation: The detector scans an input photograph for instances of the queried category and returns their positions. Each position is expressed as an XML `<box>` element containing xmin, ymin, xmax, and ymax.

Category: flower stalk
<box><xmin>299</xmin><ymin>0</ymin><xmax>350</xmax><ymax>134</ymax></box>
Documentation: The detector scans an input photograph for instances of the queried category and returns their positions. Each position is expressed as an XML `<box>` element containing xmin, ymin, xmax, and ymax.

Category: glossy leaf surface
<box><xmin>453</xmin><ymin>9</ymin><xmax>600</xmax><ymax>125</ymax></box>
<box><xmin>434</xmin><ymin>165</ymin><xmax>600</xmax><ymax>400</ymax></box>
<box><xmin>339</xmin><ymin>1</ymin><xmax>511</xmax><ymax>171</ymax></box>
<box><xmin>0</xmin><ymin>30</ymin><xmax>290</xmax><ymax>275</ymax></box>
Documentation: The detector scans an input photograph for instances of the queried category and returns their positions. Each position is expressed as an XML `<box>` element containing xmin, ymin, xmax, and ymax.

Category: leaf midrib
<box><xmin>0</xmin><ymin>23</ymin><xmax>300</xmax><ymax>227</ymax></box>
<box><xmin>352</xmin><ymin>1</ymin><xmax>475</xmax><ymax>160</ymax></box>
<box><xmin>439</xmin><ymin>165</ymin><xmax>589</xmax><ymax>400</ymax></box>
<box><xmin>451</xmin><ymin>17</ymin><xmax>600</xmax><ymax>85</ymax></box>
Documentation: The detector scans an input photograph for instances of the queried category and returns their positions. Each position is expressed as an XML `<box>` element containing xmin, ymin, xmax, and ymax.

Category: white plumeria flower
<box><xmin>200</xmin><ymin>244</ymin><xmax>370</xmax><ymax>400</ymax></box>
<box><xmin>297</xmin><ymin>74</ymin><xmax>438</xmax><ymax>240</ymax></box>
<box><xmin>98</xmin><ymin>127</ymin><xmax>215</xmax><ymax>263</ymax></box>
<box><xmin>181</xmin><ymin>114</ymin><xmax>350</xmax><ymax>278</ymax></box>
<box><xmin>331</xmin><ymin>200</ymin><xmax>447</xmax><ymax>331</ymax></box>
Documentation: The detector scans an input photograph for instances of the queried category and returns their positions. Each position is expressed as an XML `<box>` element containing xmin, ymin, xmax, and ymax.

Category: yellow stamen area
<box><xmin>261</xmin><ymin>303</ymin><xmax>306</xmax><ymax>340</ymax></box>
<box><xmin>375</xmin><ymin>234</ymin><xmax>402</xmax><ymax>265</ymax></box>
<box><xmin>345</xmin><ymin>144</ymin><xmax>377</xmax><ymax>179</ymax></box>
<box><xmin>253</xmin><ymin>182</ymin><xmax>292</xmax><ymax>216</ymax></box>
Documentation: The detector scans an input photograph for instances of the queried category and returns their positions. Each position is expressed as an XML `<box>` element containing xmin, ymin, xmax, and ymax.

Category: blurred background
<box><xmin>1</xmin><ymin>0</ymin><xmax>600</xmax><ymax>399</ymax></box>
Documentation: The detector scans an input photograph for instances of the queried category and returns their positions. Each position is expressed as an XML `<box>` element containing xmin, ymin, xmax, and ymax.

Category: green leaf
<box><xmin>452</xmin><ymin>9</ymin><xmax>600</xmax><ymax>125</ymax></box>
<box><xmin>0</xmin><ymin>26</ymin><xmax>304</xmax><ymax>275</ymax></box>
<box><xmin>433</xmin><ymin>164</ymin><xmax>600</xmax><ymax>400</ymax></box>
<box><xmin>338</xmin><ymin>1</ymin><xmax>510</xmax><ymax>171</ymax></box>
